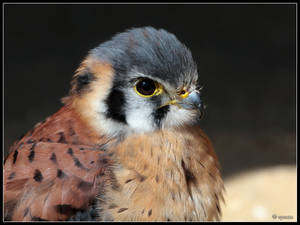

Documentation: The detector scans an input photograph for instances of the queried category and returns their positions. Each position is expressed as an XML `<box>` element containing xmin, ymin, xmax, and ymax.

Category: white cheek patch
<box><xmin>93</xmin><ymin>99</ymin><xmax>127</xmax><ymax>138</ymax></box>
<box><xmin>95</xmin><ymin>99</ymin><xmax>107</xmax><ymax>114</ymax></box>
<box><xmin>124</xmin><ymin>89</ymin><xmax>156</xmax><ymax>133</ymax></box>
<box><xmin>126</xmin><ymin>105</ymin><xmax>155</xmax><ymax>133</ymax></box>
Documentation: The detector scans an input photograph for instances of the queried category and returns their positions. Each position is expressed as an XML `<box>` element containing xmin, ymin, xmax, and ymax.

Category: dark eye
<box><xmin>135</xmin><ymin>78</ymin><xmax>157</xmax><ymax>97</ymax></box>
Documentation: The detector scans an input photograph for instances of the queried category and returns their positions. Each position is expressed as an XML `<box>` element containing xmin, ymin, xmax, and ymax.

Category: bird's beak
<box><xmin>176</xmin><ymin>90</ymin><xmax>202</xmax><ymax>110</ymax></box>
<box><xmin>160</xmin><ymin>90</ymin><xmax>203</xmax><ymax>111</ymax></box>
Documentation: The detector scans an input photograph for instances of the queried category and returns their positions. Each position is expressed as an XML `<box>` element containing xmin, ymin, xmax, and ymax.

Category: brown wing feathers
<box><xmin>4</xmin><ymin>104</ymin><xmax>112</xmax><ymax>221</ymax></box>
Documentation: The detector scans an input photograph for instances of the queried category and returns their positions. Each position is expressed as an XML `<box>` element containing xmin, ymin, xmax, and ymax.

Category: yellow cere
<box><xmin>180</xmin><ymin>90</ymin><xmax>189</xmax><ymax>99</ymax></box>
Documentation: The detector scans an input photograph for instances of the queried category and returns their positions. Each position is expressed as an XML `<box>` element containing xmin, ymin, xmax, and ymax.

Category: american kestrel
<box><xmin>4</xmin><ymin>27</ymin><xmax>224</xmax><ymax>221</ymax></box>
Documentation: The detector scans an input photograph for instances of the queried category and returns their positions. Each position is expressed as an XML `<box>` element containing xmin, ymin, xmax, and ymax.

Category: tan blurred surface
<box><xmin>221</xmin><ymin>165</ymin><xmax>297</xmax><ymax>222</ymax></box>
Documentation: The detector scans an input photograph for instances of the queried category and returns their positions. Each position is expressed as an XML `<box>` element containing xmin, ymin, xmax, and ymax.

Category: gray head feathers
<box><xmin>90</xmin><ymin>26</ymin><xmax>198</xmax><ymax>88</ymax></box>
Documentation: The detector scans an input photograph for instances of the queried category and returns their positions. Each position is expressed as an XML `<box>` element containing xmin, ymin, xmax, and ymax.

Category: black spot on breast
<box><xmin>77</xmin><ymin>180</ymin><xmax>93</xmax><ymax>191</ymax></box>
<box><xmin>216</xmin><ymin>203</ymin><xmax>221</xmax><ymax>214</ymax></box>
<box><xmin>50</xmin><ymin>152</ymin><xmax>57</xmax><ymax>163</ymax></box>
<box><xmin>139</xmin><ymin>175</ymin><xmax>146</xmax><ymax>182</ymax></box>
<box><xmin>181</xmin><ymin>160</ymin><xmax>196</xmax><ymax>200</ymax></box>
<box><xmin>105</xmin><ymin>87</ymin><xmax>127</xmax><ymax>124</ymax></box>
<box><xmin>33</xmin><ymin>169</ymin><xmax>43</xmax><ymax>182</ymax></box>
<box><xmin>57</xmin><ymin>169</ymin><xmax>67</xmax><ymax>179</ymax></box>
<box><xmin>8</xmin><ymin>172</ymin><xmax>16</xmax><ymax>180</ymax></box>
<box><xmin>67</xmin><ymin>148</ymin><xmax>73</xmax><ymax>155</ymax></box>
<box><xmin>28</xmin><ymin>150</ymin><xmax>35</xmax><ymax>162</ymax></box>
<box><xmin>28</xmin><ymin>143</ymin><xmax>36</xmax><ymax>162</ymax></box>
<box><xmin>181</xmin><ymin>160</ymin><xmax>196</xmax><ymax>184</ymax></box>
<box><xmin>13</xmin><ymin>150</ymin><xmax>18</xmax><ymax>164</ymax></box>
<box><xmin>148</xmin><ymin>209</ymin><xmax>152</xmax><ymax>216</ymax></box>
<box><xmin>125</xmin><ymin>178</ymin><xmax>134</xmax><ymax>184</ymax></box>
<box><xmin>117</xmin><ymin>208</ymin><xmax>128</xmax><ymax>213</ymax></box>
<box><xmin>58</xmin><ymin>132</ymin><xmax>67</xmax><ymax>144</ymax></box>
<box><xmin>90</xmin><ymin>161</ymin><xmax>94</xmax><ymax>164</ymax></box>
<box><xmin>74</xmin><ymin>157</ymin><xmax>84</xmax><ymax>169</ymax></box>
<box><xmin>214</xmin><ymin>193</ymin><xmax>219</xmax><ymax>201</ymax></box>
<box><xmin>153</xmin><ymin>105</ymin><xmax>169</xmax><ymax>127</ymax></box>
<box><xmin>24</xmin><ymin>207</ymin><xmax>30</xmax><ymax>217</ymax></box>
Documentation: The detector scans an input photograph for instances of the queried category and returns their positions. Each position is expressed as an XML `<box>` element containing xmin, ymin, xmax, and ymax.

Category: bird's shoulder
<box><xmin>4</xmin><ymin>104</ymin><xmax>113</xmax><ymax>221</ymax></box>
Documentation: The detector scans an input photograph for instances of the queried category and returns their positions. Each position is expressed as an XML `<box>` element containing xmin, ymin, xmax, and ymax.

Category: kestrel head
<box><xmin>65</xmin><ymin>27</ymin><xmax>203</xmax><ymax>138</ymax></box>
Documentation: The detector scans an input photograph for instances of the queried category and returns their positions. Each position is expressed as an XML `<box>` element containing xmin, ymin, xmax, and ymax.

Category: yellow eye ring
<box><xmin>134</xmin><ymin>78</ymin><xmax>163</xmax><ymax>98</ymax></box>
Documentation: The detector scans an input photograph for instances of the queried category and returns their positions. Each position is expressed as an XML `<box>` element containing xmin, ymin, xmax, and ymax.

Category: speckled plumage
<box><xmin>4</xmin><ymin>27</ymin><xmax>224</xmax><ymax>221</ymax></box>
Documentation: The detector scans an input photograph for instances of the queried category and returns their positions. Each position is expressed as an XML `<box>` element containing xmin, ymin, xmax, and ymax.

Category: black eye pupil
<box><xmin>136</xmin><ymin>78</ymin><xmax>156</xmax><ymax>96</ymax></box>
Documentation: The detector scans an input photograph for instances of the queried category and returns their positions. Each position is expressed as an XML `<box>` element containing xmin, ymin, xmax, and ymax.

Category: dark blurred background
<box><xmin>4</xmin><ymin>4</ymin><xmax>296</xmax><ymax>178</ymax></box>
